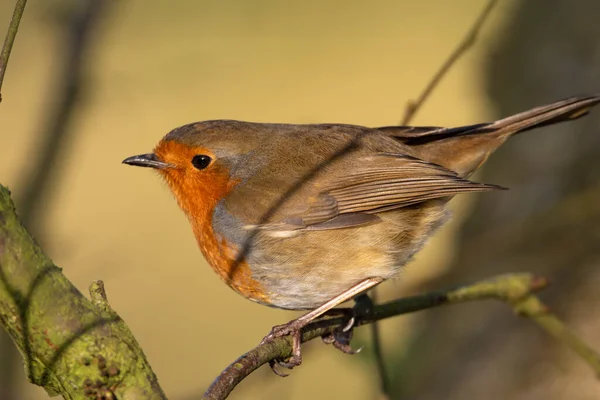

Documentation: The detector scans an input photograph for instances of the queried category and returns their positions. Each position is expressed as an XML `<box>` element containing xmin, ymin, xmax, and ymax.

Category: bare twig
<box><xmin>401</xmin><ymin>0</ymin><xmax>498</xmax><ymax>125</ymax></box>
<box><xmin>203</xmin><ymin>273</ymin><xmax>600</xmax><ymax>400</ymax></box>
<box><xmin>0</xmin><ymin>0</ymin><xmax>27</xmax><ymax>102</ymax></box>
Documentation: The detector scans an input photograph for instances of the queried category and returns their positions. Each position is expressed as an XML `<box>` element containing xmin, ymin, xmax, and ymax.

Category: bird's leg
<box><xmin>261</xmin><ymin>277</ymin><xmax>383</xmax><ymax>373</ymax></box>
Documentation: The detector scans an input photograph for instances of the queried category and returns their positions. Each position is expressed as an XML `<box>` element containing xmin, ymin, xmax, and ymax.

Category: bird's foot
<box><xmin>321</xmin><ymin>311</ymin><xmax>363</xmax><ymax>355</ymax></box>
<box><xmin>321</xmin><ymin>294</ymin><xmax>374</xmax><ymax>355</ymax></box>
<box><xmin>260</xmin><ymin>320</ymin><xmax>305</xmax><ymax>376</ymax></box>
<box><xmin>321</xmin><ymin>323</ymin><xmax>362</xmax><ymax>354</ymax></box>
<box><xmin>260</xmin><ymin>294</ymin><xmax>376</xmax><ymax>376</ymax></box>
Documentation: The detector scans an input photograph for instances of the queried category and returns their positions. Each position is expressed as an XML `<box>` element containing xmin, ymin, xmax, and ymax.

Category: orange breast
<box><xmin>154</xmin><ymin>140</ymin><xmax>270</xmax><ymax>304</ymax></box>
<box><xmin>191</xmin><ymin>221</ymin><xmax>270</xmax><ymax>304</ymax></box>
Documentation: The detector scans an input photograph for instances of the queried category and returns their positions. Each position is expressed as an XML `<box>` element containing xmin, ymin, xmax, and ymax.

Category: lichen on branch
<box><xmin>0</xmin><ymin>185</ymin><xmax>166</xmax><ymax>400</ymax></box>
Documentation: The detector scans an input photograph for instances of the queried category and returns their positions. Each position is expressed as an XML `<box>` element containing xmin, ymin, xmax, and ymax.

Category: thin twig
<box><xmin>0</xmin><ymin>0</ymin><xmax>28</xmax><ymax>103</ymax></box>
<box><xmin>401</xmin><ymin>0</ymin><xmax>499</xmax><ymax>125</ymax></box>
<box><xmin>202</xmin><ymin>273</ymin><xmax>600</xmax><ymax>400</ymax></box>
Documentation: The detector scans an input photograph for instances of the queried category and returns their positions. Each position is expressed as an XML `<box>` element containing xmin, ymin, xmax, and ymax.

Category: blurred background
<box><xmin>1</xmin><ymin>0</ymin><xmax>599</xmax><ymax>399</ymax></box>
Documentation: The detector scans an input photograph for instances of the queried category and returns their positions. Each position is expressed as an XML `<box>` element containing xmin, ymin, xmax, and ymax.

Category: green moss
<box><xmin>0</xmin><ymin>185</ymin><xmax>167</xmax><ymax>399</ymax></box>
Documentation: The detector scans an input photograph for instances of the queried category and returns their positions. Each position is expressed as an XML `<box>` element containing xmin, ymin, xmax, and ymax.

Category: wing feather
<box><xmin>293</xmin><ymin>153</ymin><xmax>502</xmax><ymax>229</ymax></box>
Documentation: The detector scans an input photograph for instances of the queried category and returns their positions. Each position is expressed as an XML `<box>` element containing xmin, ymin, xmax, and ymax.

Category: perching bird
<box><xmin>123</xmin><ymin>95</ymin><xmax>600</xmax><ymax>368</ymax></box>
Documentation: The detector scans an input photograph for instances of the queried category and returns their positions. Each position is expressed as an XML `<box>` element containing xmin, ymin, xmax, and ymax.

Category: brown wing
<box><xmin>287</xmin><ymin>153</ymin><xmax>502</xmax><ymax>230</ymax></box>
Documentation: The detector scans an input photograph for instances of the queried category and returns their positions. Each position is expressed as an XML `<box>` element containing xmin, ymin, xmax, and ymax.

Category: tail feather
<box><xmin>378</xmin><ymin>95</ymin><xmax>600</xmax><ymax>176</ymax></box>
<box><xmin>484</xmin><ymin>95</ymin><xmax>600</xmax><ymax>135</ymax></box>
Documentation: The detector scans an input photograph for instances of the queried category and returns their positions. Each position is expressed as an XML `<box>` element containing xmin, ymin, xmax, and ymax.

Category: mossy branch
<box><xmin>203</xmin><ymin>273</ymin><xmax>600</xmax><ymax>400</ymax></box>
<box><xmin>0</xmin><ymin>185</ymin><xmax>166</xmax><ymax>399</ymax></box>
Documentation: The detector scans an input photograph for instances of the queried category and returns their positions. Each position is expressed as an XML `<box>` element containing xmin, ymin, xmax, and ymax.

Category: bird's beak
<box><xmin>122</xmin><ymin>153</ymin><xmax>172</xmax><ymax>169</ymax></box>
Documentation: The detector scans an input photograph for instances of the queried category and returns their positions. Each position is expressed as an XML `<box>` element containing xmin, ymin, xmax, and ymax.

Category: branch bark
<box><xmin>203</xmin><ymin>273</ymin><xmax>600</xmax><ymax>400</ymax></box>
<box><xmin>0</xmin><ymin>184</ymin><xmax>166</xmax><ymax>399</ymax></box>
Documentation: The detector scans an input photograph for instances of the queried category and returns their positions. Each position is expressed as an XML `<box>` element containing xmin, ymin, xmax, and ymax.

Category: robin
<box><xmin>123</xmin><ymin>95</ymin><xmax>600</xmax><ymax>369</ymax></box>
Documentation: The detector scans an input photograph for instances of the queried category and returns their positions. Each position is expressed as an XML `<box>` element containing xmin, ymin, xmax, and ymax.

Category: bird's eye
<box><xmin>191</xmin><ymin>155</ymin><xmax>212</xmax><ymax>170</ymax></box>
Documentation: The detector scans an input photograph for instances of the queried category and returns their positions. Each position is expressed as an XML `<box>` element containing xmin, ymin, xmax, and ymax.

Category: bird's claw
<box><xmin>321</xmin><ymin>295</ymin><xmax>373</xmax><ymax>355</ymax></box>
<box><xmin>321</xmin><ymin>314</ymin><xmax>362</xmax><ymax>355</ymax></box>
<box><xmin>341</xmin><ymin>316</ymin><xmax>355</xmax><ymax>332</ymax></box>
<box><xmin>326</xmin><ymin>335</ymin><xmax>363</xmax><ymax>354</ymax></box>
<box><xmin>260</xmin><ymin>321</ymin><xmax>304</xmax><ymax>375</ymax></box>
<box><xmin>268</xmin><ymin>356</ymin><xmax>303</xmax><ymax>377</ymax></box>
<box><xmin>272</xmin><ymin>354</ymin><xmax>302</xmax><ymax>370</ymax></box>
<box><xmin>260</xmin><ymin>323</ymin><xmax>295</xmax><ymax>346</ymax></box>
<box><xmin>261</xmin><ymin>295</ymin><xmax>374</xmax><ymax>376</ymax></box>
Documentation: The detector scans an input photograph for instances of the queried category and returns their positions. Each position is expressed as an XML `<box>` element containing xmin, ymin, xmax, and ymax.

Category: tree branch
<box><xmin>0</xmin><ymin>0</ymin><xmax>27</xmax><ymax>103</ymax></box>
<box><xmin>0</xmin><ymin>184</ymin><xmax>166</xmax><ymax>399</ymax></box>
<box><xmin>203</xmin><ymin>273</ymin><xmax>600</xmax><ymax>400</ymax></box>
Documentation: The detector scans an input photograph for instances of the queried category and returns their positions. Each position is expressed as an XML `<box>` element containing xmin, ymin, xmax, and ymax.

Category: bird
<box><xmin>123</xmin><ymin>95</ymin><xmax>600</xmax><ymax>370</ymax></box>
